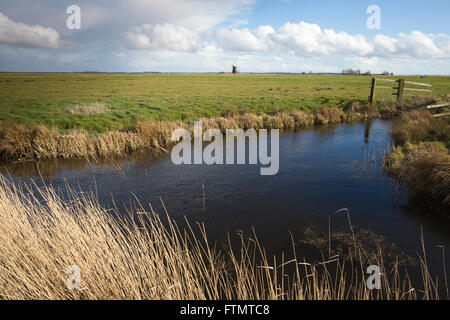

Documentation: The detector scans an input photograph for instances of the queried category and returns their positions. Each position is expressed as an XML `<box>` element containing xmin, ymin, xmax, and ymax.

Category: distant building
<box><xmin>232</xmin><ymin>63</ymin><xmax>238</xmax><ymax>74</ymax></box>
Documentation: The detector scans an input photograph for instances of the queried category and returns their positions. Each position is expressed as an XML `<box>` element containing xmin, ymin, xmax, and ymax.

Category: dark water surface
<box><xmin>3</xmin><ymin>120</ymin><xmax>450</xmax><ymax>273</ymax></box>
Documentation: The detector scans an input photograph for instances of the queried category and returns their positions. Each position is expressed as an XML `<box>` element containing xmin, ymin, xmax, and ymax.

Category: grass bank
<box><xmin>0</xmin><ymin>176</ymin><xmax>445</xmax><ymax>300</ymax></box>
<box><xmin>0</xmin><ymin>73</ymin><xmax>444</xmax><ymax>161</ymax></box>
<box><xmin>384</xmin><ymin>110</ymin><xmax>450</xmax><ymax>211</ymax></box>
<box><xmin>0</xmin><ymin>97</ymin><xmax>436</xmax><ymax>161</ymax></box>
<box><xmin>1</xmin><ymin>73</ymin><xmax>448</xmax><ymax>133</ymax></box>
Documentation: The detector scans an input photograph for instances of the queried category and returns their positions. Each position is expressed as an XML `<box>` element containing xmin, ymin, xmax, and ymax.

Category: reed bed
<box><xmin>0</xmin><ymin>176</ymin><xmax>445</xmax><ymax>300</ymax></box>
<box><xmin>0</xmin><ymin>108</ymin><xmax>369</xmax><ymax>161</ymax></box>
<box><xmin>2</xmin><ymin>94</ymin><xmax>437</xmax><ymax>162</ymax></box>
<box><xmin>385</xmin><ymin>109</ymin><xmax>450</xmax><ymax>209</ymax></box>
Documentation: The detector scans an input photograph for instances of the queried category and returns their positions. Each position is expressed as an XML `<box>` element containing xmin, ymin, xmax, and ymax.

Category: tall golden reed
<box><xmin>0</xmin><ymin>176</ymin><xmax>445</xmax><ymax>300</ymax></box>
<box><xmin>0</xmin><ymin>108</ymin><xmax>369</xmax><ymax>161</ymax></box>
<box><xmin>385</xmin><ymin>110</ymin><xmax>450</xmax><ymax>208</ymax></box>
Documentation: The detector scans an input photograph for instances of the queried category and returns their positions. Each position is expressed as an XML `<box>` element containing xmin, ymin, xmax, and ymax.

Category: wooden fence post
<box><xmin>397</xmin><ymin>79</ymin><xmax>405</xmax><ymax>105</ymax></box>
<box><xmin>369</xmin><ymin>78</ymin><xmax>377</xmax><ymax>104</ymax></box>
<box><xmin>371</xmin><ymin>78</ymin><xmax>431</xmax><ymax>105</ymax></box>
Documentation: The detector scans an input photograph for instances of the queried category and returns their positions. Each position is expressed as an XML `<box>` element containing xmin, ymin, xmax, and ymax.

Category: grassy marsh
<box><xmin>0</xmin><ymin>73</ymin><xmax>446</xmax><ymax>161</ymax></box>
<box><xmin>1</xmin><ymin>73</ymin><xmax>448</xmax><ymax>133</ymax></box>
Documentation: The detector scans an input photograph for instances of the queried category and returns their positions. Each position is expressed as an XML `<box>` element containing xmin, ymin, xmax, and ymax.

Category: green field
<box><xmin>1</xmin><ymin>73</ymin><xmax>449</xmax><ymax>133</ymax></box>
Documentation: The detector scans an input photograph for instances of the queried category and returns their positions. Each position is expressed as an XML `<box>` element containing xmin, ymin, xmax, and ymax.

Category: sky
<box><xmin>0</xmin><ymin>0</ymin><xmax>449</xmax><ymax>74</ymax></box>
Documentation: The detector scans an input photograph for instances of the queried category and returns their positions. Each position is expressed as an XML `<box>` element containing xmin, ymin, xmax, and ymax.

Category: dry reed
<box><xmin>0</xmin><ymin>176</ymin><xmax>445</xmax><ymax>300</ymax></box>
<box><xmin>385</xmin><ymin>142</ymin><xmax>450</xmax><ymax>208</ymax></box>
<box><xmin>0</xmin><ymin>108</ymin><xmax>368</xmax><ymax>161</ymax></box>
<box><xmin>391</xmin><ymin>110</ymin><xmax>435</xmax><ymax>145</ymax></box>
<box><xmin>385</xmin><ymin>109</ymin><xmax>450</xmax><ymax>209</ymax></box>
<box><xmin>64</xmin><ymin>102</ymin><xmax>110</xmax><ymax>115</ymax></box>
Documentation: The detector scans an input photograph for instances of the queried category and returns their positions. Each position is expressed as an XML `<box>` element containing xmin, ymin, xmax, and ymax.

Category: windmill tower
<box><xmin>232</xmin><ymin>63</ymin><xmax>238</xmax><ymax>74</ymax></box>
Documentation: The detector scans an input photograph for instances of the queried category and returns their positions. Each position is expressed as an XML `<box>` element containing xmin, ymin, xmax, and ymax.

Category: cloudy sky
<box><xmin>0</xmin><ymin>0</ymin><xmax>449</xmax><ymax>74</ymax></box>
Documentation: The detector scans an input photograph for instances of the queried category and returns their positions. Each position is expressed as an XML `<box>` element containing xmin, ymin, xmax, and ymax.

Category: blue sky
<box><xmin>0</xmin><ymin>0</ymin><xmax>449</xmax><ymax>74</ymax></box>
<box><xmin>247</xmin><ymin>0</ymin><xmax>450</xmax><ymax>36</ymax></box>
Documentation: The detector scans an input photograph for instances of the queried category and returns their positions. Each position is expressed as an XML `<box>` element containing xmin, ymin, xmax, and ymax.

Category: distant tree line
<box><xmin>342</xmin><ymin>69</ymin><xmax>394</xmax><ymax>76</ymax></box>
<box><xmin>342</xmin><ymin>69</ymin><xmax>361</xmax><ymax>75</ymax></box>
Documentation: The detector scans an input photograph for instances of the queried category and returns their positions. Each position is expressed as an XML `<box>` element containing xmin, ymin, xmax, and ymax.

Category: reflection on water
<box><xmin>1</xmin><ymin>158</ymin><xmax>93</xmax><ymax>178</ymax></box>
<box><xmin>2</xmin><ymin>120</ymin><xmax>450</xmax><ymax>273</ymax></box>
<box><xmin>364</xmin><ymin>119</ymin><xmax>373</xmax><ymax>144</ymax></box>
<box><xmin>0</xmin><ymin>152</ymin><xmax>162</xmax><ymax>178</ymax></box>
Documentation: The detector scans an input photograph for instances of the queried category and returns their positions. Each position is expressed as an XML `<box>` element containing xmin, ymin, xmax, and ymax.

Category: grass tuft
<box><xmin>64</xmin><ymin>102</ymin><xmax>111</xmax><ymax>115</ymax></box>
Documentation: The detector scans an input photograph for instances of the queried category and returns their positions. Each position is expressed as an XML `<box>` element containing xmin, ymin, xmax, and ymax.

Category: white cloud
<box><xmin>395</xmin><ymin>31</ymin><xmax>442</xmax><ymax>58</ymax></box>
<box><xmin>113</xmin><ymin>52</ymin><xmax>126</xmax><ymax>58</ymax></box>
<box><xmin>0</xmin><ymin>12</ymin><xmax>60</xmax><ymax>48</ymax></box>
<box><xmin>0</xmin><ymin>1</ymin><xmax>448</xmax><ymax>74</ymax></box>
<box><xmin>216</xmin><ymin>26</ymin><xmax>274</xmax><ymax>52</ymax></box>
<box><xmin>213</xmin><ymin>21</ymin><xmax>450</xmax><ymax>59</ymax></box>
<box><xmin>124</xmin><ymin>32</ymin><xmax>151</xmax><ymax>50</ymax></box>
<box><xmin>122</xmin><ymin>0</ymin><xmax>255</xmax><ymax>31</ymax></box>
<box><xmin>274</xmin><ymin>22</ymin><xmax>373</xmax><ymax>56</ymax></box>
<box><xmin>373</xmin><ymin>35</ymin><xmax>397</xmax><ymax>55</ymax></box>
<box><xmin>125</xmin><ymin>23</ymin><xmax>202</xmax><ymax>52</ymax></box>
